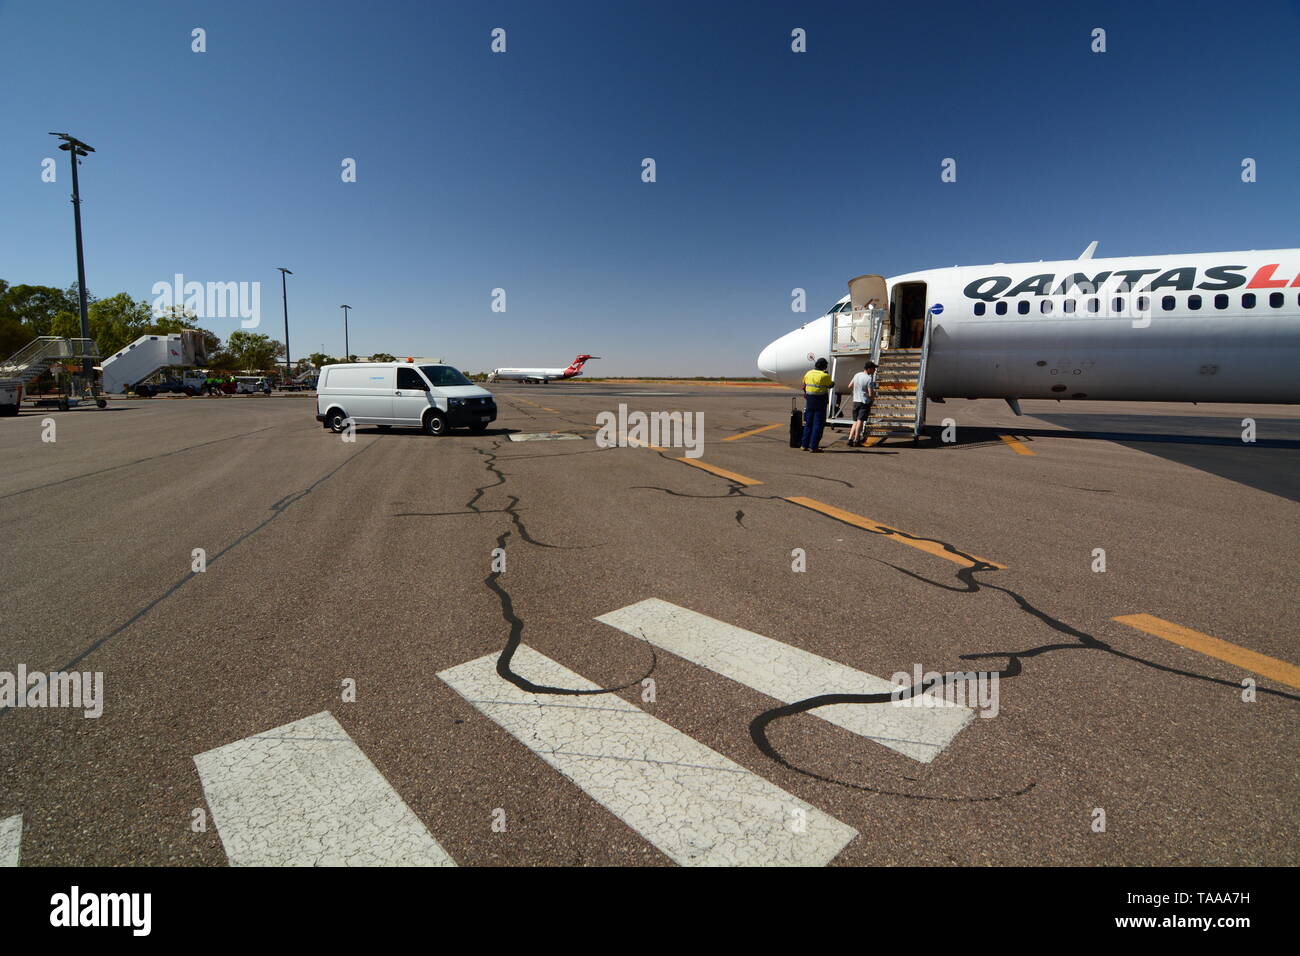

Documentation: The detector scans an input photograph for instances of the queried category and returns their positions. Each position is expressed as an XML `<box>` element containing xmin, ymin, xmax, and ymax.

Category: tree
<box><xmin>49</xmin><ymin>291</ymin><xmax>153</xmax><ymax>358</ymax></box>
<box><xmin>368</xmin><ymin>352</ymin><xmax>396</xmax><ymax>362</ymax></box>
<box><xmin>223</xmin><ymin>330</ymin><xmax>283</xmax><ymax>372</ymax></box>
<box><xmin>0</xmin><ymin>283</ymin><xmax>79</xmax><ymax>350</ymax></box>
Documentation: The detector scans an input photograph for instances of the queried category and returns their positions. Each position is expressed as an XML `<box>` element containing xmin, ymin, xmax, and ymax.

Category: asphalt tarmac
<box><xmin>0</xmin><ymin>384</ymin><xmax>1295</xmax><ymax>865</ymax></box>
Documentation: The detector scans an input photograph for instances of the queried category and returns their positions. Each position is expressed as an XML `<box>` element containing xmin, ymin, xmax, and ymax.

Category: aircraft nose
<box><xmin>757</xmin><ymin>340</ymin><xmax>779</xmax><ymax>379</ymax></box>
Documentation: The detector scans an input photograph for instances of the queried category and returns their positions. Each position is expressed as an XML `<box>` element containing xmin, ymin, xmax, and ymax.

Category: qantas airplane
<box><xmin>757</xmin><ymin>246</ymin><xmax>1300</xmax><ymax>427</ymax></box>
<box><xmin>487</xmin><ymin>354</ymin><xmax>600</xmax><ymax>384</ymax></box>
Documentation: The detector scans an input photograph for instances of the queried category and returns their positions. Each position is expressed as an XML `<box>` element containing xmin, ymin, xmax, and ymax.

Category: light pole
<box><xmin>278</xmin><ymin>267</ymin><xmax>292</xmax><ymax>382</ymax></box>
<box><xmin>340</xmin><ymin>305</ymin><xmax>351</xmax><ymax>360</ymax></box>
<box><xmin>49</xmin><ymin>132</ymin><xmax>95</xmax><ymax>394</ymax></box>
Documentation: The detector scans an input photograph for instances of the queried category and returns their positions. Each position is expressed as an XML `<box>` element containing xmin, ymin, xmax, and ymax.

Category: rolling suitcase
<box><xmin>789</xmin><ymin>398</ymin><xmax>802</xmax><ymax>448</ymax></box>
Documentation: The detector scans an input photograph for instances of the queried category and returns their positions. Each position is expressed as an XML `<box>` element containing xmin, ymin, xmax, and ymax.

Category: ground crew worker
<box><xmin>847</xmin><ymin>360</ymin><xmax>878</xmax><ymax>447</ymax></box>
<box><xmin>800</xmin><ymin>358</ymin><xmax>833</xmax><ymax>452</ymax></box>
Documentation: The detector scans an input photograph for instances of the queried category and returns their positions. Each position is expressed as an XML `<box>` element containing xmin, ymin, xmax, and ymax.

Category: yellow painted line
<box><xmin>861</xmin><ymin>436</ymin><xmax>883</xmax><ymax>447</ymax></box>
<box><xmin>674</xmin><ymin>458</ymin><xmax>763</xmax><ymax>486</ymax></box>
<box><xmin>541</xmin><ymin>407</ymin><xmax>559</xmax><ymax>413</ymax></box>
<box><xmin>784</xmin><ymin>496</ymin><xmax>1006</xmax><ymax>569</ymax></box>
<box><xmin>998</xmin><ymin>434</ymin><xmax>1035</xmax><ymax>456</ymax></box>
<box><xmin>723</xmin><ymin>422</ymin><xmax>783</xmax><ymax>442</ymax></box>
<box><xmin>1112</xmin><ymin>614</ymin><xmax>1300</xmax><ymax>689</ymax></box>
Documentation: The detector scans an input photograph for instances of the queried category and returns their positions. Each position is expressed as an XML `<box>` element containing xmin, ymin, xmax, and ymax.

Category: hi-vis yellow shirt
<box><xmin>802</xmin><ymin>369</ymin><xmax>833</xmax><ymax>395</ymax></box>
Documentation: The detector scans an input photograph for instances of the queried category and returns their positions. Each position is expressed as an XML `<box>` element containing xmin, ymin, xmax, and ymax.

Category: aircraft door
<box><xmin>890</xmin><ymin>282</ymin><xmax>929</xmax><ymax>349</ymax></box>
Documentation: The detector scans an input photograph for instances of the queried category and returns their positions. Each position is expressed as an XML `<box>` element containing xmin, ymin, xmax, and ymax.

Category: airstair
<box><xmin>0</xmin><ymin>336</ymin><xmax>101</xmax><ymax>384</ymax></box>
<box><xmin>825</xmin><ymin>275</ymin><xmax>932</xmax><ymax>441</ymax></box>
<box><xmin>0</xmin><ymin>336</ymin><xmax>105</xmax><ymax>409</ymax></box>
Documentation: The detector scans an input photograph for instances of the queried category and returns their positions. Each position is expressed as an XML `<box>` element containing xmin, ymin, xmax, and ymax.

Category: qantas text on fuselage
<box><xmin>963</xmin><ymin>263</ymin><xmax>1299</xmax><ymax>301</ymax></box>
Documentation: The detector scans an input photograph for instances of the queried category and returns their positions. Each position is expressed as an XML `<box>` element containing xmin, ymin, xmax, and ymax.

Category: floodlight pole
<box><xmin>278</xmin><ymin>267</ymin><xmax>293</xmax><ymax>382</ymax></box>
<box><xmin>50</xmin><ymin>132</ymin><xmax>96</xmax><ymax>394</ymax></box>
<box><xmin>340</xmin><ymin>305</ymin><xmax>351</xmax><ymax>360</ymax></box>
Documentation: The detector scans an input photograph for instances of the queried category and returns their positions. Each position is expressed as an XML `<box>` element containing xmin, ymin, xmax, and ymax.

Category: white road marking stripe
<box><xmin>194</xmin><ymin>711</ymin><xmax>455</xmax><ymax>867</ymax></box>
<box><xmin>438</xmin><ymin>647</ymin><xmax>857</xmax><ymax>866</ymax></box>
<box><xmin>596</xmin><ymin>598</ymin><xmax>973</xmax><ymax>763</ymax></box>
<box><xmin>507</xmin><ymin>432</ymin><xmax>583</xmax><ymax>442</ymax></box>
<box><xmin>0</xmin><ymin>815</ymin><xmax>20</xmax><ymax>867</ymax></box>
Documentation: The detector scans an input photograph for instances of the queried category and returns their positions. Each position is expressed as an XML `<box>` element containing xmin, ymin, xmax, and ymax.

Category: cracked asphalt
<box><xmin>0</xmin><ymin>385</ymin><xmax>1296</xmax><ymax>865</ymax></box>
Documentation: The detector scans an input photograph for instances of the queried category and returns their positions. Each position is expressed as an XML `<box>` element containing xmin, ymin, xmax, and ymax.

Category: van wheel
<box><xmin>328</xmin><ymin>409</ymin><xmax>350</xmax><ymax>433</ymax></box>
<box><xmin>423</xmin><ymin>411</ymin><xmax>449</xmax><ymax>436</ymax></box>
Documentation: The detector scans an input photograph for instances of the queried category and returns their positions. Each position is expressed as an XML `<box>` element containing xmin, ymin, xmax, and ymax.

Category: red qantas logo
<box><xmin>963</xmin><ymin>263</ymin><xmax>1300</xmax><ymax>301</ymax></box>
<box><xmin>562</xmin><ymin>354</ymin><xmax>598</xmax><ymax>377</ymax></box>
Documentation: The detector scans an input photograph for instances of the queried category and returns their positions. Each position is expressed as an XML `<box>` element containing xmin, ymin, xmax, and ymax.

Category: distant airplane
<box><xmin>488</xmin><ymin>354</ymin><xmax>600</xmax><ymax>384</ymax></box>
<box><xmin>758</xmin><ymin>245</ymin><xmax>1300</xmax><ymax>437</ymax></box>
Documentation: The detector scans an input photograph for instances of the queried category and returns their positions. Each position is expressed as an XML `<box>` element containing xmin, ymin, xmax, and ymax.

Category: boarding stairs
<box><xmin>0</xmin><ymin>336</ymin><xmax>101</xmax><ymax>384</ymax></box>
<box><xmin>826</xmin><ymin>305</ymin><xmax>932</xmax><ymax>442</ymax></box>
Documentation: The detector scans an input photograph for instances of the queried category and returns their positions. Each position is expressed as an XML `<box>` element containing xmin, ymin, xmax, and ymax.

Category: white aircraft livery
<box><xmin>488</xmin><ymin>354</ymin><xmax>599</xmax><ymax>384</ymax></box>
<box><xmin>758</xmin><ymin>246</ymin><xmax>1299</xmax><ymax>407</ymax></box>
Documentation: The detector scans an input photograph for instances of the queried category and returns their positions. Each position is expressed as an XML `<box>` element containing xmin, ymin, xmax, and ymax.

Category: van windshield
<box><xmin>420</xmin><ymin>365</ymin><xmax>473</xmax><ymax>387</ymax></box>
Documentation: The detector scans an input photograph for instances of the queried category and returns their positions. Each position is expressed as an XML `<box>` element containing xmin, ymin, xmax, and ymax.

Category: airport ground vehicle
<box><xmin>234</xmin><ymin>376</ymin><xmax>273</xmax><ymax>395</ymax></box>
<box><xmin>133</xmin><ymin>370</ymin><xmax>209</xmax><ymax>397</ymax></box>
<box><xmin>315</xmin><ymin>361</ymin><xmax>496</xmax><ymax>435</ymax></box>
<box><xmin>0</xmin><ymin>378</ymin><xmax>21</xmax><ymax>416</ymax></box>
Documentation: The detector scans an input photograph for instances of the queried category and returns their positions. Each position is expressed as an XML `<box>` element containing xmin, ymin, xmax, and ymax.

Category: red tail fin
<box><xmin>563</xmin><ymin>354</ymin><xmax>598</xmax><ymax>376</ymax></box>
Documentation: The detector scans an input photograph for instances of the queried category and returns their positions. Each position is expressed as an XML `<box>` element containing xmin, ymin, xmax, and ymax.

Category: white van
<box><xmin>315</xmin><ymin>362</ymin><xmax>496</xmax><ymax>436</ymax></box>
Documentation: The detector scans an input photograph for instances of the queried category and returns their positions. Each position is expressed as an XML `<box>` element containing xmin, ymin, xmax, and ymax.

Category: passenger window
<box><xmin>1112</xmin><ymin>297</ymin><xmax>1123</xmax><ymax>313</ymax></box>
<box><xmin>1269</xmin><ymin>292</ymin><xmax>1283</xmax><ymax>308</ymax></box>
<box><xmin>1187</xmin><ymin>295</ymin><xmax>1201</xmax><ymax>311</ymax></box>
<box><xmin>1242</xmin><ymin>293</ymin><xmax>1255</xmax><ymax>309</ymax></box>
<box><xmin>1041</xmin><ymin>299</ymin><xmax>1053</xmax><ymax>315</ymax></box>
<box><xmin>1161</xmin><ymin>295</ymin><xmax>1176</xmax><ymax>311</ymax></box>
<box><xmin>1063</xmin><ymin>299</ymin><xmax>1076</xmax><ymax>314</ymax></box>
<box><xmin>974</xmin><ymin>302</ymin><xmax>985</xmax><ymax>316</ymax></box>
<box><xmin>396</xmin><ymin>367</ymin><xmax>428</xmax><ymax>390</ymax></box>
<box><xmin>1087</xmin><ymin>298</ymin><xmax>1099</xmax><ymax>313</ymax></box>
<box><xmin>1017</xmin><ymin>300</ymin><xmax>1029</xmax><ymax>315</ymax></box>
<box><xmin>995</xmin><ymin>301</ymin><xmax>1008</xmax><ymax>315</ymax></box>
<box><xmin>1214</xmin><ymin>294</ymin><xmax>1228</xmax><ymax>309</ymax></box>
<box><xmin>1137</xmin><ymin>296</ymin><xmax>1149</xmax><ymax>312</ymax></box>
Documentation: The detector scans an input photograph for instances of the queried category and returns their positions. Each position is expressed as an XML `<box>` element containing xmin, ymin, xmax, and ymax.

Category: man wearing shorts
<box><xmin>847</xmin><ymin>361</ymin><xmax>877</xmax><ymax>447</ymax></box>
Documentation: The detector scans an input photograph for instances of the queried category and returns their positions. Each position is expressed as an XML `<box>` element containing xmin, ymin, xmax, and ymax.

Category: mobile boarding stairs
<box><xmin>0</xmin><ymin>336</ymin><xmax>105</xmax><ymax>409</ymax></box>
<box><xmin>825</xmin><ymin>275</ymin><xmax>932</xmax><ymax>443</ymax></box>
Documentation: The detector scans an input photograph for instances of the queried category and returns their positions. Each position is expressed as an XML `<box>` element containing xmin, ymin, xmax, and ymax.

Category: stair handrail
<box><xmin>913</xmin><ymin>313</ymin><xmax>933</xmax><ymax>437</ymax></box>
<box><xmin>1</xmin><ymin>335</ymin><xmax>67</xmax><ymax>371</ymax></box>
<box><xmin>869</xmin><ymin>307</ymin><xmax>884</xmax><ymax>366</ymax></box>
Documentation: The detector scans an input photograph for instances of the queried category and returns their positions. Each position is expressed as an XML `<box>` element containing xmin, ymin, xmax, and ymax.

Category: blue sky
<box><xmin>2</xmin><ymin>0</ymin><xmax>1296</xmax><ymax>375</ymax></box>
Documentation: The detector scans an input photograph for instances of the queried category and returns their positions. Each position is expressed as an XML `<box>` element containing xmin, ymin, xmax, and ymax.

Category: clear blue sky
<box><xmin>2</xmin><ymin>0</ymin><xmax>1296</xmax><ymax>375</ymax></box>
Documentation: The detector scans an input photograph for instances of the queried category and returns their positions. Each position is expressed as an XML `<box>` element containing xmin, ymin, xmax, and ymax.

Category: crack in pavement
<box><xmin>627</xmin><ymin>466</ymin><xmax>1297</xmax><ymax>801</ymax></box>
<box><xmin>465</xmin><ymin>443</ymin><xmax>657</xmax><ymax>697</ymax></box>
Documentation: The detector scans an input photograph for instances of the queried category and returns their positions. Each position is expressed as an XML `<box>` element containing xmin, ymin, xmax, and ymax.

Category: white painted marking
<box><xmin>596</xmin><ymin>598</ymin><xmax>973</xmax><ymax>763</ymax></box>
<box><xmin>507</xmin><ymin>432</ymin><xmax>583</xmax><ymax>442</ymax></box>
<box><xmin>194</xmin><ymin>711</ymin><xmax>455</xmax><ymax>867</ymax></box>
<box><xmin>438</xmin><ymin>647</ymin><xmax>857</xmax><ymax>866</ymax></box>
<box><xmin>0</xmin><ymin>815</ymin><xmax>21</xmax><ymax>867</ymax></box>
